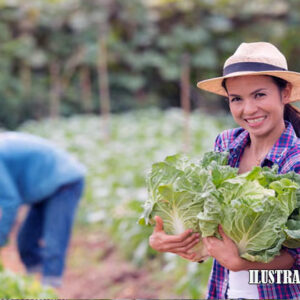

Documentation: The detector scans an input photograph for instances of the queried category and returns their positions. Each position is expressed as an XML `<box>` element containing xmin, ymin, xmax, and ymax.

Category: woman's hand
<box><xmin>203</xmin><ymin>225</ymin><xmax>243</xmax><ymax>271</ymax></box>
<box><xmin>203</xmin><ymin>225</ymin><xmax>296</xmax><ymax>271</ymax></box>
<box><xmin>149</xmin><ymin>216</ymin><xmax>200</xmax><ymax>261</ymax></box>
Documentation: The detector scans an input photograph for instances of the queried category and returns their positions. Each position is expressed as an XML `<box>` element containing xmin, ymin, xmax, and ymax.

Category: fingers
<box><xmin>168</xmin><ymin>235</ymin><xmax>200</xmax><ymax>253</ymax></box>
<box><xmin>150</xmin><ymin>216</ymin><xmax>202</xmax><ymax>254</ymax></box>
<box><xmin>218</xmin><ymin>225</ymin><xmax>227</xmax><ymax>239</ymax></box>
<box><xmin>154</xmin><ymin>233</ymin><xmax>200</xmax><ymax>252</ymax></box>
<box><xmin>168</xmin><ymin>230</ymin><xmax>195</xmax><ymax>244</ymax></box>
<box><xmin>154</xmin><ymin>216</ymin><xmax>164</xmax><ymax>232</ymax></box>
<box><xmin>176</xmin><ymin>251</ymin><xmax>197</xmax><ymax>261</ymax></box>
<box><xmin>203</xmin><ymin>236</ymin><xmax>218</xmax><ymax>255</ymax></box>
<box><xmin>162</xmin><ymin>228</ymin><xmax>195</xmax><ymax>244</ymax></box>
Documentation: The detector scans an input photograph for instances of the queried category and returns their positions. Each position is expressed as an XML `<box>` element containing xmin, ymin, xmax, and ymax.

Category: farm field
<box><xmin>1</xmin><ymin>108</ymin><xmax>233</xmax><ymax>298</ymax></box>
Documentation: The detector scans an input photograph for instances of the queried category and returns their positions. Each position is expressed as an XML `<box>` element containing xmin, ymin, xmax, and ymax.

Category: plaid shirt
<box><xmin>207</xmin><ymin>121</ymin><xmax>300</xmax><ymax>300</ymax></box>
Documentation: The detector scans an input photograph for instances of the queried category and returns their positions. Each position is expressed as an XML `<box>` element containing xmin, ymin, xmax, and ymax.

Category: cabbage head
<box><xmin>140</xmin><ymin>152</ymin><xmax>300</xmax><ymax>263</ymax></box>
<box><xmin>198</xmin><ymin>165</ymin><xmax>300</xmax><ymax>263</ymax></box>
<box><xmin>139</xmin><ymin>152</ymin><xmax>231</xmax><ymax>262</ymax></box>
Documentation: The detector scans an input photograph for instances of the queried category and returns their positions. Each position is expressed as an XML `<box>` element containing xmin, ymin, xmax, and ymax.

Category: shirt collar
<box><xmin>228</xmin><ymin>121</ymin><xmax>298</xmax><ymax>165</ymax></box>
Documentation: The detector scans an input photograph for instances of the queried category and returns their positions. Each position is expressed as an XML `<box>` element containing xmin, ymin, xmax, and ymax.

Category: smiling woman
<box><xmin>198</xmin><ymin>42</ymin><xmax>300</xmax><ymax>299</ymax></box>
<box><xmin>148</xmin><ymin>42</ymin><xmax>300</xmax><ymax>300</ymax></box>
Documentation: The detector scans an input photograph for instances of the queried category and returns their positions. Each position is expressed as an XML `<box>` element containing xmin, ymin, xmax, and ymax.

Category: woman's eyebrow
<box><xmin>228</xmin><ymin>88</ymin><xmax>267</xmax><ymax>97</ymax></box>
<box><xmin>250</xmin><ymin>88</ymin><xmax>267</xmax><ymax>95</ymax></box>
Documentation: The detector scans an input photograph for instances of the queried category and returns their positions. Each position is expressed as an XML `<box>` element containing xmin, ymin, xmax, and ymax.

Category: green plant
<box><xmin>0</xmin><ymin>260</ymin><xmax>57</xmax><ymax>299</ymax></box>
<box><xmin>140</xmin><ymin>150</ymin><xmax>300</xmax><ymax>263</ymax></box>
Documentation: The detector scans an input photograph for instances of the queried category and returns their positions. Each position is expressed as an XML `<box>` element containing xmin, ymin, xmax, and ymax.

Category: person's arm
<box><xmin>0</xmin><ymin>162</ymin><xmax>21</xmax><ymax>247</ymax></box>
<box><xmin>148</xmin><ymin>216</ymin><xmax>200</xmax><ymax>261</ymax></box>
<box><xmin>203</xmin><ymin>225</ymin><xmax>295</xmax><ymax>272</ymax></box>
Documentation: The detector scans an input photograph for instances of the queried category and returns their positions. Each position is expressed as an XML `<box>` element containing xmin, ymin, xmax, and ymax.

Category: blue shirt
<box><xmin>207</xmin><ymin>121</ymin><xmax>300</xmax><ymax>299</ymax></box>
<box><xmin>0</xmin><ymin>132</ymin><xmax>86</xmax><ymax>246</ymax></box>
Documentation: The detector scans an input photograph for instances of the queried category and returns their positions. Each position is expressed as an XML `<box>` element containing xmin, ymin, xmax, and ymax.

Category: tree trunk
<box><xmin>49</xmin><ymin>61</ymin><xmax>61</xmax><ymax>118</ymax></box>
<box><xmin>20</xmin><ymin>62</ymin><xmax>31</xmax><ymax>96</ymax></box>
<box><xmin>180</xmin><ymin>53</ymin><xmax>191</xmax><ymax>153</ymax></box>
<box><xmin>79</xmin><ymin>66</ymin><xmax>93</xmax><ymax>113</ymax></box>
<box><xmin>98</xmin><ymin>21</ymin><xmax>111</xmax><ymax>141</ymax></box>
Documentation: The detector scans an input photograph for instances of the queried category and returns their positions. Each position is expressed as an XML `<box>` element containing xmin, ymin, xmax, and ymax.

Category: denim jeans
<box><xmin>17</xmin><ymin>178</ymin><xmax>84</xmax><ymax>285</ymax></box>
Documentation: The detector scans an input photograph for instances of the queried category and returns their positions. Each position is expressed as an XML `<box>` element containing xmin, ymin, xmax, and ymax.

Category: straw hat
<box><xmin>197</xmin><ymin>42</ymin><xmax>300</xmax><ymax>103</ymax></box>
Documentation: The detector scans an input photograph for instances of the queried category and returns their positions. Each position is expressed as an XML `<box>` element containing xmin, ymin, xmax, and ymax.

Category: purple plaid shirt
<box><xmin>207</xmin><ymin>121</ymin><xmax>300</xmax><ymax>299</ymax></box>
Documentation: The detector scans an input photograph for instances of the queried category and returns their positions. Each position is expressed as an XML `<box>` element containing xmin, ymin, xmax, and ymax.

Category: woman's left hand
<box><xmin>203</xmin><ymin>225</ymin><xmax>244</xmax><ymax>271</ymax></box>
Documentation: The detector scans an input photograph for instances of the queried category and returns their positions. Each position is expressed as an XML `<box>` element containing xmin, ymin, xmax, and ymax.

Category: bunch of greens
<box><xmin>139</xmin><ymin>151</ymin><xmax>233</xmax><ymax>262</ymax></box>
<box><xmin>139</xmin><ymin>151</ymin><xmax>300</xmax><ymax>263</ymax></box>
<box><xmin>0</xmin><ymin>261</ymin><xmax>57</xmax><ymax>299</ymax></box>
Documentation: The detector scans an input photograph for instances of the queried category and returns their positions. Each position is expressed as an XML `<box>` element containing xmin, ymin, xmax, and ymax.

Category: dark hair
<box><xmin>222</xmin><ymin>76</ymin><xmax>300</xmax><ymax>137</ymax></box>
<box><xmin>271</xmin><ymin>76</ymin><xmax>300</xmax><ymax>137</ymax></box>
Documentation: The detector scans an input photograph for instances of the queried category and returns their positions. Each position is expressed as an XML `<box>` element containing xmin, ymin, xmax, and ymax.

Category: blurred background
<box><xmin>1</xmin><ymin>0</ymin><xmax>300</xmax><ymax>298</ymax></box>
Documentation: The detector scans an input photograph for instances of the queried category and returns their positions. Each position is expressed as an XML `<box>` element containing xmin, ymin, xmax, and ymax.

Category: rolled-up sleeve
<box><xmin>283</xmin><ymin>161</ymin><xmax>300</xmax><ymax>269</ymax></box>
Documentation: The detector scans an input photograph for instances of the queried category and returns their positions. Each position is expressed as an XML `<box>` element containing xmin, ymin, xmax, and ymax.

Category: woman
<box><xmin>149</xmin><ymin>42</ymin><xmax>300</xmax><ymax>299</ymax></box>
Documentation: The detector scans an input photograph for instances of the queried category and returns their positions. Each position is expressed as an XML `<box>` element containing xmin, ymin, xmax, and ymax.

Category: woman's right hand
<box><xmin>149</xmin><ymin>216</ymin><xmax>200</xmax><ymax>261</ymax></box>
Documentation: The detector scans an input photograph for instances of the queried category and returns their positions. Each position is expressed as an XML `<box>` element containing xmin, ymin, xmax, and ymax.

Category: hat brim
<box><xmin>197</xmin><ymin>70</ymin><xmax>300</xmax><ymax>103</ymax></box>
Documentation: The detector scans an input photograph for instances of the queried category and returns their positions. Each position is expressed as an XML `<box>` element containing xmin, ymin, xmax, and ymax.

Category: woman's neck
<box><xmin>248</xmin><ymin>120</ymin><xmax>286</xmax><ymax>158</ymax></box>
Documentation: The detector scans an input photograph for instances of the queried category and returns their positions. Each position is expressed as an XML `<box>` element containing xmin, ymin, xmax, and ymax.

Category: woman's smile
<box><xmin>244</xmin><ymin>116</ymin><xmax>267</xmax><ymax>127</ymax></box>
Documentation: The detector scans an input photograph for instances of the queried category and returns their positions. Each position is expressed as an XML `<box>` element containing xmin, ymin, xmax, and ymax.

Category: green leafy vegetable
<box><xmin>139</xmin><ymin>153</ymin><xmax>219</xmax><ymax>261</ymax></box>
<box><xmin>200</xmin><ymin>161</ymin><xmax>300</xmax><ymax>263</ymax></box>
<box><xmin>140</xmin><ymin>151</ymin><xmax>300</xmax><ymax>263</ymax></box>
<box><xmin>0</xmin><ymin>269</ymin><xmax>57</xmax><ymax>299</ymax></box>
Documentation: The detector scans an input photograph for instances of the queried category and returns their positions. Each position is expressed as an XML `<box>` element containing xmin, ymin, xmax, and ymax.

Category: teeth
<box><xmin>247</xmin><ymin>117</ymin><xmax>265</xmax><ymax>124</ymax></box>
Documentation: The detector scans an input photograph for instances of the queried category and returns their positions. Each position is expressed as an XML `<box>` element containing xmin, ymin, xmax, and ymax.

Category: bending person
<box><xmin>0</xmin><ymin>132</ymin><xmax>85</xmax><ymax>288</ymax></box>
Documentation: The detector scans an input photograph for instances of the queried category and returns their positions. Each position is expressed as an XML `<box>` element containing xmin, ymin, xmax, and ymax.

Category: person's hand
<box><xmin>149</xmin><ymin>216</ymin><xmax>200</xmax><ymax>261</ymax></box>
<box><xmin>203</xmin><ymin>225</ymin><xmax>243</xmax><ymax>271</ymax></box>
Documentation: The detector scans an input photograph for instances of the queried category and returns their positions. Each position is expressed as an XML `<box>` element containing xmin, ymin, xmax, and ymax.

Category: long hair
<box><xmin>283</xmin><ymin>103</ymin><xmax>300</xmax><ymax>137</ymax></box>
<box><xmin>271</xmin><ymin>76</ymin><xmax>300</xmax><ymax>137</ymax></box>
<box><xmin>222</xmin><ymin>76</ymin><xmax>300</xmax><ymax>137</ymax></box>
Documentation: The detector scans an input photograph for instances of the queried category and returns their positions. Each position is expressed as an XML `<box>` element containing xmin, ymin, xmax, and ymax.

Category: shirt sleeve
<box><xmin>214</xmin><ymin>134</ymin><xmax>223</xmax><ymax>152</ymax></box>
<box><xmin>0</xmin><ymin>162</ymin><xmax>21</xmax><ymax>247</ymax></box>
<box><xmin>283</xmin><ymin>247</ymin><xmax>300</xmax><ymax>270</ymax></box>
<box><xmin>283</xmin><ymin>161</ymin><xmax>300</xmax><ymax>269</ymax></box>
<box><xmin>292</xmin><ymin>163</ymin><xmax>300</xmax><ymax>174</ymax></box>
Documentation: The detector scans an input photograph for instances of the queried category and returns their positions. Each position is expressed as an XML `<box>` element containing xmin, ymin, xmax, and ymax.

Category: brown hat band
<box><xmin>223</xmin><ymin>62</ymin><xmax>287</xmax><ymax>76</ymax></box>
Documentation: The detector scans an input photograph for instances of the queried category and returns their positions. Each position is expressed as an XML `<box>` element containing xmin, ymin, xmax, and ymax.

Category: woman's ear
<box><xmin>282</xmin><ymin>83</ymin><xmax>292</xmax><ymax>104</ymax></box>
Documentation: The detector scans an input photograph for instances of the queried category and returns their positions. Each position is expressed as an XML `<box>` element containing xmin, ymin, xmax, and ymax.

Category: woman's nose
<box><xmin>243</xmin><ymin>99</ymin><xmax>258</xmax><ymax>115</ymax></box>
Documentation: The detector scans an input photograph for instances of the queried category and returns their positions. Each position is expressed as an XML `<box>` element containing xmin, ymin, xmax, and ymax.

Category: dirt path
<box><xmin>57</xmin><ymin>229</ymin><xmax>177</xmax><ymax>299</ymax></box>
<box><xmin>1</xmin><ymin>225</ymin><xmax>178</xmax><ymax>299</ymax></box>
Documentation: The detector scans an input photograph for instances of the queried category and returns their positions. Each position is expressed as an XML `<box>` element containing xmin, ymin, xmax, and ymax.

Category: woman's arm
<box><xmin>149</xmin><ymin>216</ymin><xmax>200</xmax><ymax>260</ymax></box>
<box><xmin>203</xmin><ymin>225</ymin><xmax>295</xmax><ymax>271</ymax></box>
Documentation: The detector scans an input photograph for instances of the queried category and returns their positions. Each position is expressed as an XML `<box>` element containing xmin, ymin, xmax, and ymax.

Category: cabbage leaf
<box><xmin>140</xmin><ymin>151</ymin><xmax>300</xmax><ymax>263</ymax></box>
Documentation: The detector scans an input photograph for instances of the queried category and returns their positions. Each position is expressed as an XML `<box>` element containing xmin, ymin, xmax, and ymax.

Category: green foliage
<box><xmin>198</xmin><ymin>164</ymin><xmax>300</xmax><ymax>263</ymax></box>
<box><xmin>0</xmin><ymin>262</ymin><xmax>57</xmax><ymax>299</ymax></box>
<box><xmin>141</xmin><ymin>148</ymin><xmax>300</xmax><ymax>264</ymax></box>
<box><xmin>0</xmin><ymin>0</ymin><xmax>300</xmax><ymax>127</ymax></box>
<box><xmin>19</xmin><ymin>108</ymin><xmax>233</xmax><ymax>298</ymax></box>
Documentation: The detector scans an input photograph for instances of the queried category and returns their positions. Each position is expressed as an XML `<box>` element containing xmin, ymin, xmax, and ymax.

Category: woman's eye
<box><xmin>230</xmin><ymin>97</ymin><xmax>241</xmax><ymax>102</ymax></box>
<box><xmin>255</xmin><ymin>93</ymin><xmax>265</xmax><ymax>99</ymax></box>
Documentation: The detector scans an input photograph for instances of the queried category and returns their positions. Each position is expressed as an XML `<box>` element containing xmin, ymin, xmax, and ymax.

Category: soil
<box><xmin>1</xmin><ymin>219</ymin><xmax>178</xmax><ymax>299</ymax></box>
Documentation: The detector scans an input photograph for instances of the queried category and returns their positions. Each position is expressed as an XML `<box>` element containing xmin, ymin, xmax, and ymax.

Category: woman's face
<box><xmin>226</xmin><ymin>75</ymin><xmax>291</xmax><ymax>138</ymax></box>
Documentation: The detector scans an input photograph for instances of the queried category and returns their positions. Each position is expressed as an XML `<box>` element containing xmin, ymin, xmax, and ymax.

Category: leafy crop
<box><xmin>139</xmin><ymin>152</ymin><xmax>229</xmax><ymax>261</ymax></box>
<box><xmin>19</xmin><ymin>108</ymin><xmax>233</xmax><ymax>298</ymax></box>
<box><xmin>0</xmin><ymin>261</ymin><xmax>57</xmax><ymax>299</ymax></box>
<box><xmin>140</xmin><ymin>151</ymin><xmax>300</xmax><ymax>263</ymax></box>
